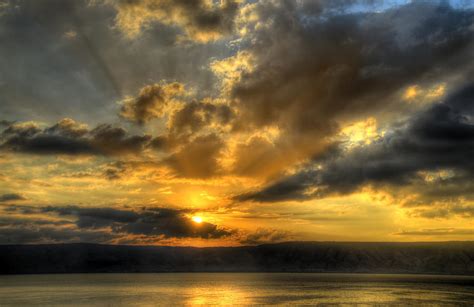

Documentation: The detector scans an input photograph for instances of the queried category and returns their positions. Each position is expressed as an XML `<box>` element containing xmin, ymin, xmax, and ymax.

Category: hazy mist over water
<box><xmin>0</xmin><ymin>273</ymin><xmax>473</xmax><ymax>306</ymax></box>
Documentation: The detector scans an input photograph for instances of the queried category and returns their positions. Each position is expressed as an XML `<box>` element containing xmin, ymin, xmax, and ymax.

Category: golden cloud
<box><xmin>104</xmin><ymin>0</ymin><xmax>239</xmax><ymax>42</ymax></box>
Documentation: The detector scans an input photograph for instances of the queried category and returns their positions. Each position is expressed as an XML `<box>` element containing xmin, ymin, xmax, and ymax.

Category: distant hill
<box><xmin>1</xmin><ymin>242</ymin><xmax>474</xmax><ymax>275</ymax></box>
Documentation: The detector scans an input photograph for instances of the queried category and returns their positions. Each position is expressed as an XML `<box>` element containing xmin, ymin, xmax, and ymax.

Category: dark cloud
<box><xmin>0</xmin><ymin>204</ymin><xmax>297</xmax><ymax>245</ymax></box>
<box><xmin>0</xmin><ymin>120</ymin><xmax>14</xmax><ymax>127</ymax></box>
<box><xmin>90</xmin><ymin>124</ymin><xmax>152</xmax><ymax>155</ymax></box>
<box><xmin>0</xmin><ymin>204</ymin><xmax>233</xmax><ymax>243</ymax></box>
<box><xmin>0</xmin><ymin>226</ymin><xmax>116</xmax><ymax>245</ymax></box>
<box><xmin>411</xmin><ymin>204</ymin><xmax>474</xmax><ymax>219</ymax></box>
<box><xmin>0</xmin><ymin>216</ymin><xmax>71</xmax><ymax>227</ymax></box>
<box><xmin>0</xmin><ymin>119</ymin><xmax>153</xmax><ymax>156</ymax></box>
<box><xmin>42</xmin><ymin>205</ymin><xmax>232</xmax><ymax>239</ymax></box>
<box><xmin>0</xmin><ymin>204</ymin><xmax>115</xmax><ymax>244</ymax></box>
<box><xmin>230</xmin><ymin>1</ymin><xmax>474</xmax><ymax>144</ymax></box>
<box><xmin>236</xmin><ymin>84</ymin><xmax>474</xmax><ymax>202</ymax></box>
<box><xmin>0</xmin><ymin>193</ymin><xmax>25</xmax><ymax>202</ymax></box>
<box><xmin>236</xmin><ymin>171</ymin><xmax>319</xmax><ymax>203</ymax></box>
<box><xmin>102</xmin><ymin>161</ymin><xmax>128</xmax><ymax>180</ymax></box>
<box><xmin>169</xmin><ymin>101</ymin><xmax>234</xmax><ymax>137</ymax></box>
<box><xmin>149</xmin><ymin>135</ymin><xmax>169</xmax><ymax>150</ymax></box>
<box><xmin>120</xmin><ymin>82</ymin><xmax>184</xmax><ymax>124</ymax></box>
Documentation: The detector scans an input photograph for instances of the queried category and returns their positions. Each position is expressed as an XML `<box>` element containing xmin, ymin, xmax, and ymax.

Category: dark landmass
<box><xmin>1</xmin><ymin>242</ymin><xmax>474</xmax><ymax>275</ymax></box>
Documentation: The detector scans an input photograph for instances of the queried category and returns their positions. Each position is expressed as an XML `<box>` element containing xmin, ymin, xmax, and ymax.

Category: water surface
<box><xmin>0</xmin><ymin>273</ymin><xmax>473</xmax><ymax>305</ymax></box>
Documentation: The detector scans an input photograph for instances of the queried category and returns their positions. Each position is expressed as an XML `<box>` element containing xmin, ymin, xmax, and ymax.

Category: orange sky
<box><xmin>0</xmin><ymin>0</ymin><xmax>473</xmax><ymax>245</ymax></box>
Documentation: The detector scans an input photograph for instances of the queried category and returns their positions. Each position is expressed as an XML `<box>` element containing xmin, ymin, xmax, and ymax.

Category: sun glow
<box><xmin>192</xmin><ymin>216</ymin><xmax>203</xmax><ymax>224</ymax></box>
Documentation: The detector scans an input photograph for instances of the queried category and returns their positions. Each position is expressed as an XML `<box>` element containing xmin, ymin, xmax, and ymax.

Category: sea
<box><xmin>0</xmin><ymin>273</ymin><xmax>473</xmax><ymax>306</ymax></box>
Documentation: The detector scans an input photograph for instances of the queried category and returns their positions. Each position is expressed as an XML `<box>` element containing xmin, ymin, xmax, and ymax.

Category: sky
<box><xmin>0</xmin><ymin>0</ymin><xmax>473</xmax><ymax>246</ymax></box>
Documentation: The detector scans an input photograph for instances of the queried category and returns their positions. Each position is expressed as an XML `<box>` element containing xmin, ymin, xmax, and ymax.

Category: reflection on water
<box><xmin>0</xmin><ymin>273</ymin><xmax>473</xmax><ymax>306</ymax></box>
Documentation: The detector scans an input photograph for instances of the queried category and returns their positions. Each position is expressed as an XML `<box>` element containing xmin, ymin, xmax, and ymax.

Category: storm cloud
<box><xmin>237</xmin><ymin>84</ymin><xmax>474</xmax><ymax>202</ymax></box>
<box><xmin>0</xmin><ymin>204</ymin><xmax>232</xmax><ymax>243</ymax></box>
<box><xmin>2</xmin><ymin>0</ymin><xmax>474</xmax><ymax>244</ymax></box>
<box><xmin>0</xmin><ymin>193</ymin><xmax>25</xmax><ymax>203</ymax></box>
<box><xmin>168</xmin><ymin>101</ymin><xmax>234</xmax><ymax>138</ymax></box>
<box><xmin>223</xmin><ymin>0</ymin><xmax>474</xmax><ymax>169</ymax></box>
<box><xmin>0</xmin><ymin>119</ymin><xmax>153</xmax><ymax>156</ymax></box>
<box><xmin>233</xmin><ymin>1</ymin><xmax>474</xmax><ymax>128</ymax></box>
<box><xmin>42</xmin><ymin>205</ymin><xmax>232</xmax><ymax>239</ymax></box>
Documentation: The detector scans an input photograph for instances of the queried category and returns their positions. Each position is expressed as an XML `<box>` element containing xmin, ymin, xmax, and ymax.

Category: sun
<box><xmin>192</xmin><ymin>216</ymin><xmax>203</xmax><ymax>224</ymax></box>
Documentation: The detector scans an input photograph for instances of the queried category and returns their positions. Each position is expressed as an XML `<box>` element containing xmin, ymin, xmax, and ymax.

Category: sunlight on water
<box><xmin>0</xmin><ymin>273</ymin><xmax>473</xmax><ymax>306</ymax></box>
<box><xmin>185</xmin><ymin>286</ymin><xmax>252</xmax><ymax>305</ymax></box>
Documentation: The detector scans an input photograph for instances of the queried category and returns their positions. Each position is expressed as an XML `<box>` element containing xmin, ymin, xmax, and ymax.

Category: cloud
<box><xmin>235</xmin><ymin>170</ymin><xmax>318</xmax><ymax>203</ymax></box>
<box><xmin>220</xmin><ymin>1</ymin><xmax>474</xmax><ymax>162</ymax></box>
<box><xmin>2</xmin><ymin>0</ymin><xmax>474</xmax><ymax>245</ymax></box>
<box><xmin>0</xmin><ymin>120</ymin><xmax>14</xmax><ymax>127</ymax></box>
<box><xmin>44</xmin><ymin>118</ymin><xmax>89</xmax><ymax>137</ymax></box>
<box><xmin>0</xmin><ymin>0</ymin><xmax>228</xmax><ymax>126</ymax></box>
<box><xmin>120</xmin><ymin>82</ymin><xmax>185</xmax><ymax>124</ymax></box>
<box><xmin>104</xmin><ymin>0</ymin><xmax>239</xmax><ymax>42</ymax></box>
<box><xmin>231</xmin><ymin>1</ymin><xmax>473</xmax><ymax>131</ymax></box>
<box><xmin>0</xmin><ymin>193</ymin><xmax>25</xmax><ymax>202</ymax></box>
<box><xmin>0</xmin><ymin>226</ymin><xmax>115</xmax><ymax>245</ymax></box>
<box><xmin>90</xmin><ymin>124</ymin><xmax>153</xmax><ymax>155</ymax></box>
<box><xmin>0</xmin><ymin>114</ymin><xmax>233</xmax><ymax>179</ymax></box>
<box><xmin>0</xmin><ymin>205</ymin><xmax>114</xmax><ymax>244</ymax></box>
<box><xmin>0</xmin><ymin>119</ymin><xmax>154</xmax><ymax>156</ymax></box>
<box><xmin>0</xmin><ymin>204</ymin><xmax>233</xmax><ymax>243</ymax></box>
<box><xmin>102</xmin><ymin>161</ymin><xmax>128</xmax><ymax>180</ymax></box>
<box><xmin>0</xmin><ymin>203</ymin><xmax>300</xmax><ymax>245</ymax></box>
<box><xmin>168</xmin><ymin>100</ymin><xmax>234</xmax><ymax>137</ymax></box>
<box><xmin>0</xmin><ymin>203</ymin><xmax>299</xmax><ymax>245</ymax></box>
<box><xmin>410</xmin><ymin>204</ymin><xmax>474</xmax><ymax>219</ymax></box>
<box><xmin>236</xmin><ymin>84</ymin><xmax>474</xmax><ymax>202</ymax></box>
<box><xmin>42</xmin><ymin>205</ymin><xmax>232</xmax><ymax>239</ymax></box>
<box><xmin>165</xmin><ymin>0</ymin><xmax>470</xmax><ymax>183</ymax></box>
